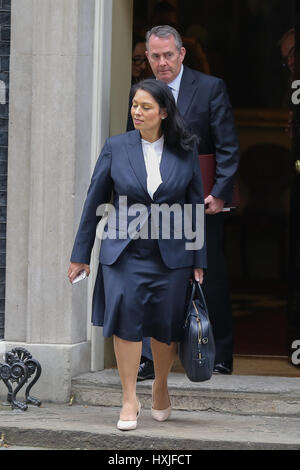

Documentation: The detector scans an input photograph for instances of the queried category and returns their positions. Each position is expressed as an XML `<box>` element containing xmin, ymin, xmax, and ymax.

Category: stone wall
<box><xmin>3</xmin><ymin>0</ymin><xmax>95</xmax><ymax>402</ymax></box>
<box><xmin>0</xmin><ymin>0</ymin><xmax>10</xmax><ymax>339</ymax></box>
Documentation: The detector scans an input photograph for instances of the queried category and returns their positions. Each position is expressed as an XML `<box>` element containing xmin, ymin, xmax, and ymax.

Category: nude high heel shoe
<box><xmin>117</xmin><ymin>401</ymin><xmax>141</xmax><ymax>431</ymax></box>
<box><xmin>151</xmin><ymin>383</ymin><xmax>172</xmax><ymax>422</ymax></box>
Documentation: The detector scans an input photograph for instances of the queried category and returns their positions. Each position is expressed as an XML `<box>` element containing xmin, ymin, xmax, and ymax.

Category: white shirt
<box><xmin>167</xmin><ymin>65</ymin><xmax>184</xmax><ymax>103</ymax></box>
<box><xmin>141</xmin><ymin>135</ymin><xmax>164</xmax><ymax>199</ymax></box>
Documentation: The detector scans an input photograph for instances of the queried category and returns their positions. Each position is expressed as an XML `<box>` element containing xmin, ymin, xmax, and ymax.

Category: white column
<box><xmin>88</xmin><ymin>0</ymin><xmax>113</xmax><ymax>372</ymax></box>
<box><xmin>89</xmin><ymin>0</ymin><xmax>133</xmax><ymax>371</ymax></box>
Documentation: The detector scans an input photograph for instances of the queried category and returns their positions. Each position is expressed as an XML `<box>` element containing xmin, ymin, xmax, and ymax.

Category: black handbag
<box><xmin>179</xmin><ymin>281</ymin><xmax>216</xmax><ymax>382</ymax></box>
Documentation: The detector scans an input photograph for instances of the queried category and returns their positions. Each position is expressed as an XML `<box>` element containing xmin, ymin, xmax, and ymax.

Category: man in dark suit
<box><xmin>127</xmin><ymin>25</ymin><xmax>240</xmax><ymax>377</ymax></box>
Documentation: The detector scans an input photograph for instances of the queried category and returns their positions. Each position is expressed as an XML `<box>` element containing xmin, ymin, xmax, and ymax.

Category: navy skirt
<box><xmin>91</xmin><ymin>238</ymin><xmax>192</xmax><ymax>345</ymax></box>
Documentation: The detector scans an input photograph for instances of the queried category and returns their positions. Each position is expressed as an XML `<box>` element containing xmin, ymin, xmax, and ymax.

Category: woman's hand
<box><xmin>193</xmin><ymin>268</ymin><xmax>204</xmax><ymax>284</ymax></box>
<box><xmin>68</xmin><ymin>262</ymin><xmax>90</xmax><ymax>284</ymax></box>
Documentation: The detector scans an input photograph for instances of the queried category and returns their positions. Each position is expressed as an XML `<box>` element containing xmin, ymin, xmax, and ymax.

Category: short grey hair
<box><xmin>146</xmin><ymin>25</ymin><xmax>183</xmax><ymax>52</ymax></box>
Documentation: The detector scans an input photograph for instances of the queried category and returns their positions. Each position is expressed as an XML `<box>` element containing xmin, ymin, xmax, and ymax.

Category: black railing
<box><xmin>0</xmin><ymin>347</ymin><xmax>42</xmax><ymax>411</ymax></box>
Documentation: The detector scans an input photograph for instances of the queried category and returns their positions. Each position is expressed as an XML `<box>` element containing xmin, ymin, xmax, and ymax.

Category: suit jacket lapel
<box><xmin>177</xmin><ymin>66</ymin><xmax>197</xmax><ymax>117</ymax></box>
<box><xmin>153</xmin><ymin>144</ymin><xmax>177</xmax><ymax>200</ymax></box>
<box><xmin>126</xmin><ymin>130</ymin><xmax>150</xmax><ymax>199</ymax></box>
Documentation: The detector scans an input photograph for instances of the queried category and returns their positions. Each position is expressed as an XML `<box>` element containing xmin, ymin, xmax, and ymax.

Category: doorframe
<box><xmin>89</xmin><ymin>0</ymin><xmax>133</xmax><ymax>371</ymax></box>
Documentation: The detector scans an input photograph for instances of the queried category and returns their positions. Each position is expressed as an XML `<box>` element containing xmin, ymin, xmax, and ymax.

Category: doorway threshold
<box><xmin>171</xmin><ymin>354</ymin><xmax>300</xmax><ymax>377</ymax></box>
<box><xmin>232</xmin><ymin>355</ymin><xmax>300</xmax><ymax>377</ymax></box>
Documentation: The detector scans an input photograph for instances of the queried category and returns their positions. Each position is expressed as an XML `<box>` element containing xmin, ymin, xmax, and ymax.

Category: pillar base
<box><xmin>0</xmin><ymin>341</ymin><xmax>91</xmax><ymax>403</ymax></box>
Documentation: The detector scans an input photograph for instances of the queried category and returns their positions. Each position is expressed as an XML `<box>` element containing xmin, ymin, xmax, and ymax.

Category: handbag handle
<box><xmin>193</xmin><ymin>281</ymin><xmax>210</xmax><ymax>317</ymax></box>
<box><xmin>186</xmin><ymin>280</ymin><xmax>197</xmax><ymax>312</ymax></box>
<box><xmin>186</xmin><ymin>281</ymin><xmax>210</xmax><ymax>319</ymax></box>
<box><xmin>195</xmin><ymin>282</ymin><xmax>208</xmax><ymax>307</ymax></box>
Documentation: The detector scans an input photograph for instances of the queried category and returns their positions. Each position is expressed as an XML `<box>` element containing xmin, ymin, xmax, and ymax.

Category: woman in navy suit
<box><xmin>68</xmin><ymin>79</ymin><xmax>206</xmax><ymax>430</ymax></box>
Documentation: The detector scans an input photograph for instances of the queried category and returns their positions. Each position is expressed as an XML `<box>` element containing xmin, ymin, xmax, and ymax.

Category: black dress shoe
<box><xmin>213</xmin><ymin>360</ymin><xmax>233</xmax><ymax>375</ymax></box>
<box><xmin>137</xmin><ymin>359</ymin><xmax>155</xmax><ymax>381</ymax></box>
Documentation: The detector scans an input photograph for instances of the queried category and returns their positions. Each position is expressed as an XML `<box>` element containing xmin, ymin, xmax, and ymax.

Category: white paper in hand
<box><xmin>72</xmin><ymin>270</ymin><xmax>87</xmax><ymax>284</ymax></box>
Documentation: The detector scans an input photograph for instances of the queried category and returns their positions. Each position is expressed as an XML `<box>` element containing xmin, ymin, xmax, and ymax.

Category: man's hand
<box><xmin>204</xmin><ymin>195</ymin><xmax>224</xmax><ymax>214</ymax></box>
<box><xmin>68</xmin><ymin>262</ymin><xmax>90</xmax><ymax>284</ymax></box>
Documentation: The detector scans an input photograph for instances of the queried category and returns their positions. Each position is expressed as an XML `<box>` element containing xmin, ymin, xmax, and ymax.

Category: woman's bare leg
<box><xmin>150</xmin><ymin>338</ymin><xmax>177</xmax><ymax>409</ymax></box>
<box><xmin>113</xmin><ymin>335</ymin><xmax>142</xmax><ymax>420</ymax></box>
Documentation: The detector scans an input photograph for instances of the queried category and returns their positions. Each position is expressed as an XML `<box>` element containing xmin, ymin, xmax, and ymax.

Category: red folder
<box><xmin>198</xmin><ymin>154</ymin><xmax>239</xmax><ymax>209</ymax></box>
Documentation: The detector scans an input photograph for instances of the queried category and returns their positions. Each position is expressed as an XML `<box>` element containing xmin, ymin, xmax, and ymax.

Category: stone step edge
<box><xmin>71</xmin><ymin>383</ymin><xmax>300</xmax><ymax>417</ymax></box>
<box><xmin>2</xmin><ymin>425</ymin><xmax>300</xmax><ymax>451</ymax></box>
<box><xmin>71</xmin><ymin>370</ymin><xmax>300</xmax><ymax>396</ymax></box>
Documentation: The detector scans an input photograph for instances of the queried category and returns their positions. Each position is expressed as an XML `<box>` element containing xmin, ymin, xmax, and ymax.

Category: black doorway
<box><xmin>132</xmin><ymin>0</ymin><xmax>299</xmax><ymax>375</ymax></box>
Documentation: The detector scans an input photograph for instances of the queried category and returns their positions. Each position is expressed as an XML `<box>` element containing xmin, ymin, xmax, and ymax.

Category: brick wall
<box><xmin>0</xmin><ymin>0</ymin><xmax>10</xmax><ymax>339</ymax></box>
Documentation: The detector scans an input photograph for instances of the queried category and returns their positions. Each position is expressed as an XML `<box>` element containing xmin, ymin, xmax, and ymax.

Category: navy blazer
<box><xmin>127</xmin><ymin>66</ymin><xmax>240</xmax><ymax>204</ymax></box>
<box><xmin>71</xmin><ymin>130</ymin><xmax>206</xmax><ymax>270</ymax></box>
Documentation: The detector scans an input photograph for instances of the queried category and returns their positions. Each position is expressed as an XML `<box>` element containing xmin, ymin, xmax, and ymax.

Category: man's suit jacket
<box><xmin>71</xmin><ymin>130</ymin><xmax>206</xmax><ymax>269</ymax></box>
<box><xmin>127</xmin><ymin>66</ymin><xmax>240</xmax><ymax>204</ymax></box>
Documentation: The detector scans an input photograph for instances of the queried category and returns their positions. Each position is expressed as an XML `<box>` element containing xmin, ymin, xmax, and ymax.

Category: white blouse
<box><xmin>141</xmin><ymin>135</ymin><xmax>164</xmax><ymax>199</ymax></box>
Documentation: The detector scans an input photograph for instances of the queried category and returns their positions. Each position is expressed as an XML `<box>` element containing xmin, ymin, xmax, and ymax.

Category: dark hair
<box><xmin>131</xmin><ymin>79</ymin><xmax>198</xmax><ymax>152</ymax></box>
<box><xmin>132</xmin><ymin>32</ymin><xmax>145</xmax><ymax>52</ymax></box>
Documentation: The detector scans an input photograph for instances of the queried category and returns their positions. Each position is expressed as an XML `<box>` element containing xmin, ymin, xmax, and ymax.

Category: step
<box><xmin>1</xmin><ymin>402</ymin><xmax>300</xmax><ymax>450</ymax></box>
<box><xmin>71</xmin><ymin>369</ymin><xmax>300</xmax><ymax>417</ymax></box>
